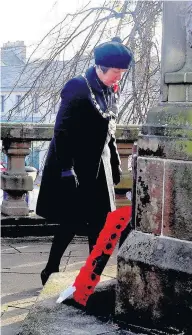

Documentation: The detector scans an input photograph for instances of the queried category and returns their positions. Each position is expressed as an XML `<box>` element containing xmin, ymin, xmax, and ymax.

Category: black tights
<box><xmin>44</xmin><ymin>218</ymin><xmax>107</xmax><ymax>273</ymax></box>
<box><xmin>44</xmin><ymin>217</ymin><xmax>133</xmax><ymax>274</ymax></box>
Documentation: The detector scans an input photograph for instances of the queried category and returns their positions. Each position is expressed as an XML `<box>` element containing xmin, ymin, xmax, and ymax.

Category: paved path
<box><xmin>1</xmin><ymin>236</ymin><xmax>118</xmax><ymax>335</ymax></box>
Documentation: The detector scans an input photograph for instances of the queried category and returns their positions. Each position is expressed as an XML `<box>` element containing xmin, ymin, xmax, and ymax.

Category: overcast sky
<box><xmin>1</xmin><ymin>0</ymin><xmax>162</xmax><ymax>60</ymax></box>
<box><xmin>0</xmin><ymin>0</ymin><xmax>90</xmax><ymax>48</ymax></box>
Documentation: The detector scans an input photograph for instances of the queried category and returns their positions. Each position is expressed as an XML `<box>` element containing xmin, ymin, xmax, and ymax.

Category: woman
<box><xmin>36</xmin><ymin>37</ymin><xmax>133</xmax><ymax>285</ymax></box>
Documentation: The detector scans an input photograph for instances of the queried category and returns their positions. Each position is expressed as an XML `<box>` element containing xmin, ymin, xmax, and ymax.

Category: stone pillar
<box><xmin>115</xmin><ymin>142</ymin><xmax>132</xmax><ymax>207</ymax></box>
<box><xmin>1</xmin><ymin>140</ymin><xmax>33</xmax><ymax>216</ymax></box>
<box><xmin>1</xmin><ymin>122</ymin><xmax>55</xmax><ymax>217</ymax></box>
<box><xmin>116</xmin><ymin>1</ymin><xmax>192</xmax><ymax>331</ymax></box>
<box><xmin>115</xmin><ymin>125</ymin><xmax>140</xmax><ymax>208</ymax></box>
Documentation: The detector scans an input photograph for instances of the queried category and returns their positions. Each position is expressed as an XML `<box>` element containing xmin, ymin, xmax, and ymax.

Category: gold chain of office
<box><xmin>82</xmin><ymin>74</ymin><xmax>117</xmax><ymax>136</ymax></box>
<box><xmin>82</xmin><ymin>74</ymin><xmax>117</xmax><ymax>120</ymax></box>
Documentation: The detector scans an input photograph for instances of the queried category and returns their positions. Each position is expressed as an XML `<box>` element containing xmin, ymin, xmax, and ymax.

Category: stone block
<box><xmin>165</xmin><ymin>72</ymin><xmax>192</xmax><ymax>84</ymax></box>
<box><xmin>165</xmin><ymin>72</ymin><xmax>187</xmax><ymax>83</ymax></box>
<box><xmin>186</xmin><ymin>73</ymin><xmax>192</xmax><ymax>83</ymax></box>
<box><xmin>1</xmin><ymin>199</ymin><xmax>29</xmax><ymax>216</ymax></box>
<box><xmin>1</xmin><ymin>123</ymin><xmax>54</xmax><ymax>141</ymax></box>
<box><xmin>116</xmin><ymin>231</ymin><xmax>192</xmax><ymax>330</ymax></box>
<box><xmin>136</xmin><ymin>157</ymin><xmax>164</xmax><ymax>234</ymax></box>
<box><xmin>188</xmin><ymin>85</ymin><xmax>192</xmax><ymax>102</ymax></box>
<box><xmin>163</xmin><ymin>160</ymin><xmax>192</xmax><ymax>240</ymax></box>
<box><xmin>168</xmin><ymin>84</ymin><xmax>186</xmax><ymax>102</ymax></box>
<box><xmin>1</xmin><ymin>173</ymin><xmax>33</xmax><ymax>191</ymax></box>
<box><xmin>139</xmin><ymin>105</ymin><xmax>192</xmax><ymax>160</ymax></box>
<box><xmin>138</xmin><ymin>136</ymin><xmax>192</xmax><ymax>161</ymax></box>
<box><xmin>143</xmin><ymin>105</ymin><xmax>192</xmax><ymax>127</ymax></box>
<box><xmin>116</xmin><ymin>125</ymin><xmax>140</xmax><ymax>142</ymax></box>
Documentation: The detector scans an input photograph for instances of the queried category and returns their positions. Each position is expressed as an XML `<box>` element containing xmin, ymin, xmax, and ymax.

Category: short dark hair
<box><xmin>96</xmin><ymin>65</ymin><xmax>109</xmax><ymax>74</ymax></box>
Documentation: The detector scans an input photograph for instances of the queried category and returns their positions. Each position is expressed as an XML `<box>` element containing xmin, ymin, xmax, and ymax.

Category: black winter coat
<box><xmin>36</xmin><ymin>66</ymin><xmax>121</xmax><ymax>231</ymax></box>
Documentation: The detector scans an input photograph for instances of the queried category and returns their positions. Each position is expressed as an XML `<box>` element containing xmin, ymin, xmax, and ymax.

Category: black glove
<box><xmin>112</xmin><ymin>165</ymin><xmax>122</xmax><ymax>185</ymax></box>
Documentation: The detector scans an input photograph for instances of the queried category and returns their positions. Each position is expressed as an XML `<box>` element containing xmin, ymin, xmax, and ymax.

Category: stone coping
<box><xmin>0</xmin><ymin>122</ymin><xmax>140</xmax><ymax>142</ymax></box>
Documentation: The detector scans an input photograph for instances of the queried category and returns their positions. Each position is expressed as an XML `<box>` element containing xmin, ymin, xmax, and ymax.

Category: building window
<box><xmin>16</xmin><ymin>95</ymin><xmax>21</xmax><ymax>112</ymax></box>
<box><xmin>1</xmin><ymin>95</ymin><xmax>5</xmax><ymax>113</ymax></box>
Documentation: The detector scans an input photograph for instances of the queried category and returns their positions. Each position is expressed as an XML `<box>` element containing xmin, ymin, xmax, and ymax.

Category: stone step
<box><xmin>16</xmin><ymin>267</ymin><xmax>125</xmax><ymax>335</ymax></box>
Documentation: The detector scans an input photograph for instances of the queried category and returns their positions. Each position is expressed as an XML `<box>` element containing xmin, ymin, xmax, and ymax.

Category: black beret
<box><xmin>94</xmin><ymin>37</ymin><xmax>133</xmax><ymax>69</ymax></box>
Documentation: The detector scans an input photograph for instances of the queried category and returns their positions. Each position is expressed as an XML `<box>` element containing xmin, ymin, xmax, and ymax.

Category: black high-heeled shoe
<box><xmin>40</xmin><ymin>268</ymin><xmax>59</xmax><ymax>286</ymax></box>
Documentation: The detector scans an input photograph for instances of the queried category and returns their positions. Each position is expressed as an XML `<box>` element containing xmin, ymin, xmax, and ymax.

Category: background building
<box><xmin>0</xmin><ymin>41</ymin><xmax>62</xmax><ymax>170</ymax></box>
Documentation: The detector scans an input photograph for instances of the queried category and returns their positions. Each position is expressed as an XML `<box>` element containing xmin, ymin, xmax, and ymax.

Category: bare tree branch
<box><xmin>5</xmin><ymin>0</ymin><xmax>162</xmax><ymax>125</ymax></box>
